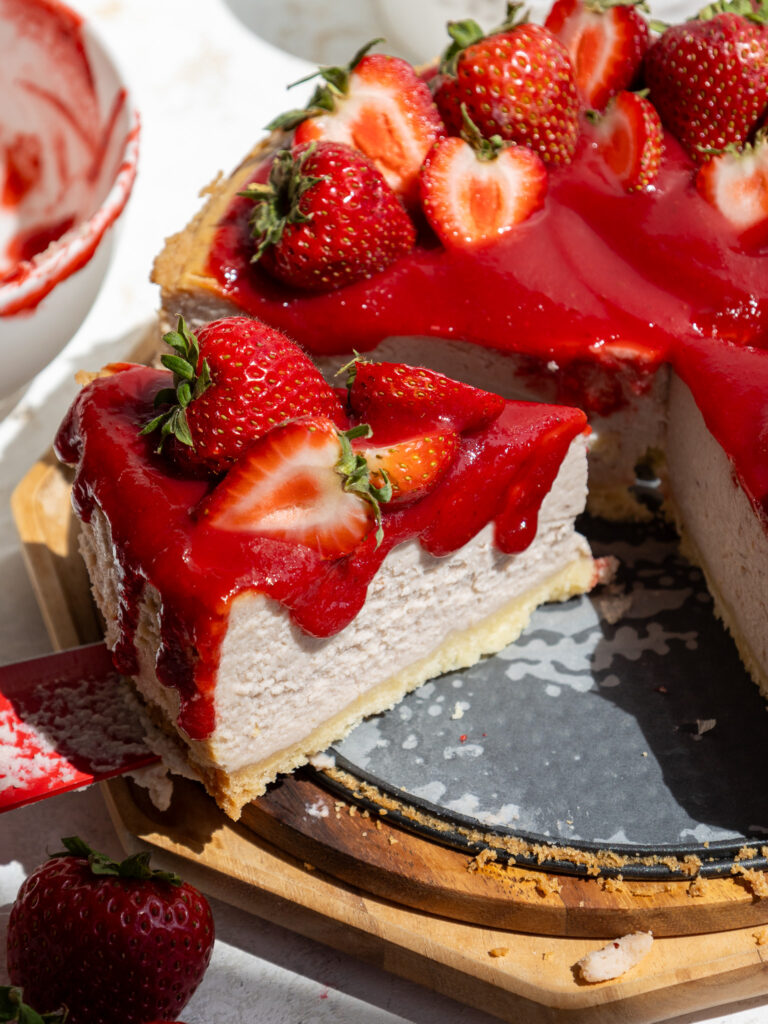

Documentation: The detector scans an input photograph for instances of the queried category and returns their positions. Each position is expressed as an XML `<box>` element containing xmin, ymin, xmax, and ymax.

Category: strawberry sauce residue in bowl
<box><xmin>0</xmin><ymin>0</ymin><xmax>139</xmax><ymax>398</ymax></box>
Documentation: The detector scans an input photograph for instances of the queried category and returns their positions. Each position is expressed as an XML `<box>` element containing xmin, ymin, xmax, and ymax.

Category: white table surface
<box><xmin>2</xmin><ymin>1</ymin><xmax>768</xmax><ymax>1021</ymax></box>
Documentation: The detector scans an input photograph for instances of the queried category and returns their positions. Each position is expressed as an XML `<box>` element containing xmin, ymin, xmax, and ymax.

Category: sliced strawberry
<box><xmin>272</xmin><ymin>47</ymin><xmax>444</xmax><ymax>206</ymax></box>
<box><xmin>347</xmin><ymin>360</ymin><xmax>505</xmax><ymax>443</ymax></box>
<box><xmin>199</xmin><ymin>417</ymin><xmax>379</xmax><ymax>557</ymax></box>
<box><xmin>420</xmin><ymin>129</ymin><xmax>547</xmax><ymax>249</ymax></box>
<box><xmin>545</xmin><ymin>0</ymin><xmax>649</xmax><ymax>110</ymax></box>
<box><xmin>590</xmin><ymin>90</ymin><xmax>663</xmax><ymax>191</ymax></box>
<box><xmin>357</xmin><ymin>431</ymin><xmax>460</xmax><ymax>504</ymax></box>
<box><xmin>696</xmin><ymin>133</ymin><xmax>768</xmax><ymax>244</ymax></box>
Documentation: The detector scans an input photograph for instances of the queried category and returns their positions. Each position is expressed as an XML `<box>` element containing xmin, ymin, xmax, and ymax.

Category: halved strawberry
<box><xmin>270</xmin><ymin>44</ymin><xmax>444</xmax><ymax>206</ymax></box>
<box><xmin>346</xmin><ymin>360</ymin><xmax>505</xmax><ymax>443</ymax></box>
<box><xmin>590</xmin><ymin>90</ymin><xmax>663</xmax><ymax>191</ymax></box>
<box><xmin>198</xmin><ymin>417</ymin><xmax>389</xmax><ymax>557</ymax></box>
<box><xmin>357</xmin><ymin>431</ymin><xmax>460</xmax><ymax>504</ymax></box>
<box><xmin>419</xmin><ymin>118</ymin><xmax>547</xmax><ymax>249</ymax></box>
<box><xmin>545</xmin><ymin>0</ymin><xmax>649</xmax><ymax>110</ymax></box>
<box><xmin>696</xmin><ymin>132</ymin><xmax>768</xmax><ymax>244</ymax></box>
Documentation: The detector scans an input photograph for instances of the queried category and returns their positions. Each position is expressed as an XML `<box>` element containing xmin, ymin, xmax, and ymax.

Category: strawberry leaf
<box><xmin>140</xmin><ymin>317</ymin><xmax>211</xmax><ymax>453</ymax></box>
<box><xmin>265</xmin><ymin>39</ymin><xmax>383</xmax><ymax>131</ymax></box>
<box><xmin>51</xmin><ymin>837</ymin><xmax>182</xmax><ymax>885</ymax></box>
<box><xmin>336</xmin><ymin>424</ymin><xmax>392</xmax><ymax>545</ymax></box>
<box><xmin>0</xmin><ymin>987</ymin><xmax>68</xmax><ymax>1024</ymax></box>
<box><xmin>240</xmin><ymin>146</ymin><xmax>327</xmax><ymax>261</ymax></box>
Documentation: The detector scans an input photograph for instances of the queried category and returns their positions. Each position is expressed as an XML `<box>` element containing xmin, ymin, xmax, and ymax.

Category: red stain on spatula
<box><xmin>0</xmin><ymin>642</ymin><xmax>158</xmax><ymax>812</ymax></box>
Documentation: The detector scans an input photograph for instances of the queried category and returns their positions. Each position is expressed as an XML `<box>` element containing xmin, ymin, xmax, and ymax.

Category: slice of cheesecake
<box><xmin>55</xmin><ymin>318</ymin><xmax>596</xmax><ymax>819</ymax></box>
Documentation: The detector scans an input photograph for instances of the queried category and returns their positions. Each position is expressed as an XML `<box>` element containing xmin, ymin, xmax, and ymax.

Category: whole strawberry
<box><xmin>240</xmin><ymin>141</ymin><xmax>416</xmax><ymax>291</ymax></box>
<box><xmin>141</xmin><ymin>315</ymin><xmax>346</xmax><ymax>476</ymax></box>
<box><xmin>434</xmin><ymin>4</ymin><xmax>580</xmax><ymax>165</ymax></box>
<box><xmin>644</xmin><ymin>0</ymin><xmax>768</xmax><ymax>163</ymax></box>
<box><xmin>345</xmin><ymin>358</ymin><xmax>505</xmax><ymax>443</ymax></box>
<box><xmin>6</xmin><ymin>837</ymin><xmax>214</xmax><ymax>1024</ymax></box>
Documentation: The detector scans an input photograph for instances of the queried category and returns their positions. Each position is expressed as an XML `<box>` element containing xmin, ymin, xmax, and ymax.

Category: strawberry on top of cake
<box><xmin>56</xmin><ymin>316</ymin><xmax>595</xmax><ymax>817</ymax></box>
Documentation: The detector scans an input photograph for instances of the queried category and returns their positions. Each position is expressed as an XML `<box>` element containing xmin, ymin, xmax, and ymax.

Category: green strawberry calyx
<box><xmin>238</xmin><ymin>145</ymin><xmax>326</xmax><ymax>263</ymax></box>
<box><xmin>52</xmin><ymin>836</ymin><xmax>182</xmax><ymax>885</ymax></box>
<box><xmin>266</xmin><ymin>39</ymin><xmax>383</xmax><ymax>132</ymax></box>
<box><xmin>140</xmin><ymin>316</ymin><xmax>212</xmax><ymax>452</ymax></box>
<box><xmin>336</xmin><ymin>424</ymin><xmax>392</xmax><ymax>546</ymax></box>
<box><xmin>440</xmin><ymin>3</ymin><xmax>529</xmax><ymax>76</ymax></box>
<box><xmin>0</xmin><ymin>987</ymin><xmax>68</xmax><ymax>1023</ymax></box>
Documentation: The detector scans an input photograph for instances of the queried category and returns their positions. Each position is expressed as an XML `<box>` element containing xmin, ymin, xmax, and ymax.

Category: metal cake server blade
<box><xmin>0</xmin><ymin>642</ymin><xmax>159</xmax><ymax>812</ymax></box>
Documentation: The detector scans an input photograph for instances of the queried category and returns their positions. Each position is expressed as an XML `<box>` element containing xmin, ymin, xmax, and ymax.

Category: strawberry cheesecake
<box><xmin>55</xmin><ymin>317</ymin><xmax>596</xmax><ymax>818</ymax></box>
<box><xmin>150</xmin><ymin>0</ymin><xmax>768</xmax><ymax>705</ymax></box>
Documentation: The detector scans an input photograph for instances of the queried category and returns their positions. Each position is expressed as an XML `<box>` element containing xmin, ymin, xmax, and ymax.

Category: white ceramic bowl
<box><xmin>0</xmin><ymin>0</ymin><xmax>139</xmax><ymax>400</ymax></box>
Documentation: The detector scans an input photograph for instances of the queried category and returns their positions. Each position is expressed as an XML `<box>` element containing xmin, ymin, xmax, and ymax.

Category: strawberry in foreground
<box><xmin>198</xmin><ymin>417</ymin><xmax>392</xmax><ymax>555</ymax></box>
<box><xmin>644</xmin><ymin>0</ymin><xmax>768</xmax><ymax>163</ymax></box>
<box><xmin>345</xmin><ymin>359</ymin><xmax>505</xmax><ymax>443</ymax></box>
<box><xmin>589</xmin><ymin>90</ymin><xmax>663</xmax><ymax>191</ymax></box>
<box><xmin>141</xmin><ymin>315</ymin><xmax>345</xmax><ymax>476</ymax></box>
<box><xmin>696</xmin><ymin>132</ymin><xmax>768</xmax><ymax>244</ymax></box>
<box><xmin>544</xmin><ymin>0</ymin><xmax>649</xmax><ymax>110</ymax></box>
<box><xmin>433</xmin><ymin>4</ymin><xmax>580</xmax><ymax>165</ymax></box>
<box><xmin>6</xmin><ymin>837</ymin><xmax>214</xmax><ymax>1024</ymax></box>
<box><xmin>269</xmin><ymin>42</ymin><xmax>445</xmax><ymax>206</ymax></box>
<box><xmin>420</xmin><ymin>108</ymin><xmax>547</xmax><ymax>249</ymax></box>
<box><xmin>240</xmin><ymin>141</ymin><xmax>415</xmax><ymax>292</ymax></box>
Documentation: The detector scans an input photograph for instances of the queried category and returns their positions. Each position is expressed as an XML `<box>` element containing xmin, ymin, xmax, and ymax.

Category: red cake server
<box><xmin>0</xmin><ymin>642</ymin><xmax>159</xmax><ymax>812</ymax></box>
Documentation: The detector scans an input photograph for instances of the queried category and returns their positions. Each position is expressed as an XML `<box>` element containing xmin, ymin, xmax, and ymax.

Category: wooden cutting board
<box><xmin>11</xmin><ymin>435</ymin><xmax>768</xmax><ymax>1022</ymax></box>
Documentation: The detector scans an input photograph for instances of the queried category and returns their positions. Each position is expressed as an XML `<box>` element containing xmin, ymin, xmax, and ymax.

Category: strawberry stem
<box><xmin>52</xmin><ymin>837</ymin><xmax>182</xmax><ymax>885</ymax></box>
<box><xmin>0</xmin><ymin>987</ymin><xmax>68</xmax><ymax>1024</ymax></box>
<box><xmin>459</xmin><ymin>105</ymin><xmax>506</xmax><ymax>159</ymax></box>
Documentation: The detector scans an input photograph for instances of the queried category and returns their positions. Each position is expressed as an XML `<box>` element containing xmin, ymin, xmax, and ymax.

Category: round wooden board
<box><xmin>243</xmin><ymin>769</ymin><xmax>768</xmax><ymax>939</ymax></box>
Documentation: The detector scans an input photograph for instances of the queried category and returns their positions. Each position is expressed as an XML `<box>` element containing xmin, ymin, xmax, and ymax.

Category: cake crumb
<box><xmin>732</xmin><ymin>867</ymin><xmax>768</xmax><ymax>898</ymax></box>
<box><xmin>303</xmin><ymin>862</ymin><xmax>315</xmax><ymax>872</ymax></box>
<box><xmin>488</xmin><ymin>947</ymin><xmax>509</xmax><ymax>958</ymax></box>
<box><xmin>753</xmin><ymin>927</ymin><xmax>768</xmax><ymax>946</ymax></box>
<box><xmin>536</xmin><ymin>875</ymin><xmax>562</xmax><ymax>897</ymax></box>
<box><xmin>688</xmin><ymin>877</ymin><xmax>706</xmax><ymax>898</ymax></box>
<box><xmin>388</xmin><ymin>836</ymin><xmax>398</xmax><ymax>845</ymax></box>
<box><xmin>468</xmin><ymin>848</ymin><xmax>497</xmax><ymax>873</ymax></box>
<box><xmin>601</xmin><ymin>874</ymin><xmax>624</xmax><ymax>893</ymax></box>
<box><xmin>576</xmin><ymin>932</ymin><xmax>653</xmax><ymax>983</ymax></box>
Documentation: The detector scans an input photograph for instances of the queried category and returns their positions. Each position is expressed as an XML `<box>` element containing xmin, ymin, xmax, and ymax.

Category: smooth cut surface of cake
<box><xmin>56</xmin><ymin>355</ymin><xmax>595</xmax><ymax>819</ymax></box>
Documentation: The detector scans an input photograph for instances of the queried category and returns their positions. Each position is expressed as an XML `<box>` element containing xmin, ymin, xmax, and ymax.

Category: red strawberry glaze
<box><xmin>55</xmin><ymin>365</ymin><xmax>587</xmax><ymax>741</ymax></box>
<box><xmin>207</xmin><ymin>132</ymin><xmax>768</xmax><ymax>379</ymax></box>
